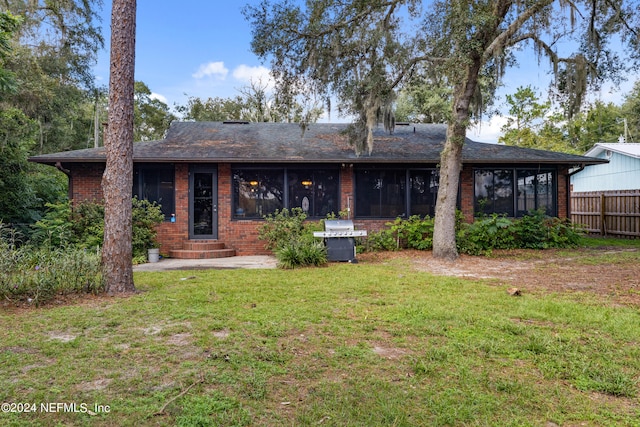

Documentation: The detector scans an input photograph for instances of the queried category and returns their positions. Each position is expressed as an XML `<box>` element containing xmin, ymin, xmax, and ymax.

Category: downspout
<box><xmin>55</xmin><ymin>162</ymin><xmax>73</xmax><ymax>201</ymax></box>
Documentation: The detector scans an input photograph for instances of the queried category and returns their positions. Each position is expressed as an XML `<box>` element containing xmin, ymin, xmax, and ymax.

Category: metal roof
<box><xmin>585</xmin><ymin>143</ymin><xmax>640</xmax><ymax>160</ymax></box>
<box><xmin>29</xmin><ymin>121</ymin><xmax>606</xmax><ymax>166</ymax></box>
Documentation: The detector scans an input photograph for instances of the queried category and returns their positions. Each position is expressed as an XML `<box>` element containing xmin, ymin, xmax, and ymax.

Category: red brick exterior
<box><xmin>67</xmin><ymin>162</ymin><xmax>571</xmax><ymax>256</ymax></box>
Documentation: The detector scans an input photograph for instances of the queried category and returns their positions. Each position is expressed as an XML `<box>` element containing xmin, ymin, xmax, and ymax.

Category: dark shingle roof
<box><xmin>29</xmin><ymin>121</ymin><xmax>606</xmax><ymax>166</ymax></box>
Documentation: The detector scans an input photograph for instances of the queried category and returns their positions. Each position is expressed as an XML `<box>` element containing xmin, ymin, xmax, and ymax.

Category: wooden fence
<box><xmin>571</xmin><ymin>190</ymin><xmax>640</xmax><ymax>238</ymax></box>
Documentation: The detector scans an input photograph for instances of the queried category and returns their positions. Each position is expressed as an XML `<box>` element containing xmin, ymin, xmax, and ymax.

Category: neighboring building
<box><xmin>29</xmin><ymin>122</ymin><xmax>605</xmax><ymax>257</ymax></box>
<box><xmin>571</xmin><ymin>143</ymin><xmax>640</xmax><ymax>192</ymax></box>
<box><xmin>570</xmin><ymin>143</ymin><xmax>640</xmax><ymax>238</ymax></box>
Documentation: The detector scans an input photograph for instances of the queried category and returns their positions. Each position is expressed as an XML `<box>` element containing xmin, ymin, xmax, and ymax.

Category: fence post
<box><xmin>600</xmin><ymin>193</ymin><xmax>606</xmax><ymax>236</ymax></box>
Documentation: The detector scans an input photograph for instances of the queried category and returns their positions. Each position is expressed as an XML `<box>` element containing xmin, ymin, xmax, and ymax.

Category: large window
<box><xmin>354</xmin><ymin>168</ymin><xmax>439</xmax><ymax>218</ymax></box>
<box><xmin>474</xmin><ymin>169</ymin><xmax>514</xmax><ymax>216</ymax></box>
<box><xmin>287</xmin><ymin>169</ymin><xmax>339</xmax><ymax>217</ymax></box>
<box><xmin>355</xmin><ymin>169</ymin><xmax>406</xmax><ymax>218</ymax></box>
<box><xmin>474</xmin><ymin>168</ymin><xmax>556</xmax><ymax>217</ymax></box>
<box><xmin>517</xmin><ymin>170</ymin><xmax>555</xmax><ymax>216</ymax></box>
<box><xmin>410</xmin><ymin>170</ymin><xmax>439</xmax><ymax>217</ymax></box>
<box><xmin>233</xmin><ymin>169</ymin><xmax>284</xmax><ymax>219</ymax></box>
<box><xmin>133</xmin><ymin>164</ymin><xmax>175</xmax><ymax>220</ymax></box>
<box><xmin>232</xmin><ymin>166</ymin><xmax>339</xmax><ymax>219</ymax></box>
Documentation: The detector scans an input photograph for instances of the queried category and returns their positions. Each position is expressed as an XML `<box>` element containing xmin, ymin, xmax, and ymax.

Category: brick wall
<box><xmin>156</xmin><ymin>164</ymin><xmax>189</xmax><ymax>252</ymax></box>
<box><xmin>459</xmin><ymin>166</ymin><xmax>475</xmax><ymax>222</ymax></box>
<box><xmin>557</xmin><ymin>167</ymin><xmax>569</xmax><ymax>219</ymax></box>
<box><xmin>68</xmin><ymin>162</ymin><xmax>572</xmax><ymax>257</ymax></box>
<box><xmin>70</xmin><ymin>164</ymin><xmax>105</xmax><ymax>203</ymax></box>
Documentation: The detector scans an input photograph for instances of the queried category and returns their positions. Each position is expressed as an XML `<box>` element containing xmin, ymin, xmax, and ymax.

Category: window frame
<box><xmin>231</xmin><ymin>164</ymin><xmax>341</xmax><ymax>220</ymax></box>
<box><xmin>353</xmin><ymin>166</ymin><xmax>441</xmax><ymax>219</ymax></box>
<box><xmin>132</xmin><ymin>163</ymin><xmax>175</xmax><ymax>221</ymax></box>
<box><xmin>474</xmin><ymin>167</ymin><xmax>557</xmax><ymax>218</ymax></box>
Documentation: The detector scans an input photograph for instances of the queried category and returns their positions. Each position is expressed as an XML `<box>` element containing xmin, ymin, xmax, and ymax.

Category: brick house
<box><xmin>29</xmin><ymin>121</ymin><xmax>605</xmax><ymax>258</ymax></box>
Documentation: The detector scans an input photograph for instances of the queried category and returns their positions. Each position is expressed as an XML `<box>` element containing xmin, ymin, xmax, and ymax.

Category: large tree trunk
<box><xmin>432</xmin><ymin>60</ymin><xmax>481</xmax><ymax>261</ymax></box>
<box><xmin>102</xmin><ymin>0</ymin><xmax>136</xmax><ymax>294</ymax></box>
<box><xmin>432</xmin><ymin>122</ymin><xmax>464</xmax><ymax>260</ymax></box>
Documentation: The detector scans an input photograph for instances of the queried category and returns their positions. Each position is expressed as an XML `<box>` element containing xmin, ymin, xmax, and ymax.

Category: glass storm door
<box><xmin>189</xmin><ymin>166</ymin><xmax>218</xmax><ymax>239</ymax></box>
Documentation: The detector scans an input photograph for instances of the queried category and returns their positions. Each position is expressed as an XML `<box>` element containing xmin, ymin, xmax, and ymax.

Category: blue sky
<box><xmin>93</xmin><ymin>1</ymin><xmax>636</xmax><ymax>143</ymax></box>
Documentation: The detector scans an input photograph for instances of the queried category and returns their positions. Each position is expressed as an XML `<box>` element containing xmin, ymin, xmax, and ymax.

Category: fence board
<box><xmin>571</xmin><ymin>190</ymin><xmax>640</xmax><ymax>238</ymax></box>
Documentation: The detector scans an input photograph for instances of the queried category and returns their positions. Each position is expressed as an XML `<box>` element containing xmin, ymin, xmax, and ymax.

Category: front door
<box><xmin>189</xmin><ymin>166</ymin><xmax>218</xmax><ymax>239</ymax></box>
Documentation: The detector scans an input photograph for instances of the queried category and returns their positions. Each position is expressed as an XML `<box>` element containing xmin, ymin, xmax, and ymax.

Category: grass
<box><xmin>1</xmin><ymin>246</ymin><xmax>640</xmax><ymax>426</ymax></box>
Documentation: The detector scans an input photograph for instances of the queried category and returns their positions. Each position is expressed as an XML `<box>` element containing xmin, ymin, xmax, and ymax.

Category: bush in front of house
<box><xmin>0</xmin><ymin>224</ymin><xmax>103</xmax><ymax>306</ymax></box>
<box><xmin>32</xmin><ymin>198</ymin><xmax>164</xmax><ymax>262</ymax></box>
<box><xmin>362</xmin><ymin>210</ymin><xmax>583</xmax><ymax>256</ymax></box>
<box><xmin>258</xmin><ymin>208</ymin><xmax>327</xmax><ymax>268</ymax></box>
<box><xmin>456</xmin><ymin>209</ymin><xmax>583</xmax><ymax>255</ymax></box>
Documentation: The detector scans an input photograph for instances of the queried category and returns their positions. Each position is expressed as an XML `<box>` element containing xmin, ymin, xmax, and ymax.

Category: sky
<box><xmin>93</xmin><ymin>1</ymin><xmax>637</xmax><ymax>143</ymax></box>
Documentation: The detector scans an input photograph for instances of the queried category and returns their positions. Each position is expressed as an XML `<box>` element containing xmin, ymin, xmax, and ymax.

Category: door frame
<box><xmin>188</xmin><ymin>165</ymin><xmax>218</xmax><ymax>239</ymax></box>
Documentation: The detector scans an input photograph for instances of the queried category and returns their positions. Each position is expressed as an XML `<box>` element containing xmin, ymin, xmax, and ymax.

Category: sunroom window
<box><xmin>133</xmin><ymin>164</ymin><xmax>175</xmax><ymax>220</ymax></box>
<box><xmin>474</xmin><ymin>168</ymin><xmax>556</xmax><ymax>217</ymax></box>
<box><xmin>232</xmin><ymin>166</ymin><xmax>340</xmax><ymax>219</ymax></box>
<box><xmin>233</xmin><ymin>169</ymin><xmax>284</xmax><ymax>219</ymax></box>
<box><xmin>287</xmin><ymin>169</ymin><xmax>339</xmax><ymax>217</ymax></box>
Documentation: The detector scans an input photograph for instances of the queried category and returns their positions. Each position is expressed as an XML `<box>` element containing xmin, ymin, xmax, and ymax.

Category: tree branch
<box><xmin>483</xmin><ymin>0</ymin><xmax>555</xmax><ymax>62</ymax></box>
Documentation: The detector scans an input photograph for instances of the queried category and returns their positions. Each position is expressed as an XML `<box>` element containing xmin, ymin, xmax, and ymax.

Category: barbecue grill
<box><xmin>313</xmin><ymin>219</ymin><xmax>367</xmax><ymax>262</ymax></box>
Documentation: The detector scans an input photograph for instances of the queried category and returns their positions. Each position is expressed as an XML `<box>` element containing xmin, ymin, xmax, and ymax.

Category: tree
<box><xmin>245</xmin><ymin>0</ymin><xmax>639</xmax><ymax>260</ymax></box>
<box><xmin>0</xmin><ymin>108</ymin><xmax>38</xmax><ymax>226</ymax></box>
<box><xmin>499</xmin><ymin>85</ymin><xmax>551</xmax><ymax>148</ymax></box>
<box><xmin>176</xmin><ymin>95</ymin><xmax>246</xmax><ymax>121</ymax></box>
<box><xmin>620</xmin><ymin>80</ymin><xmax>640</xmax><ymax>142</ymax></box>
<box><xmin>394</xmin><ymin>76</ymin><xmax>452</xmax><ymax>124</ymax></box>
<box><xmin>567</xmin><ymin>100</ymin><xmax>624</xmax><ymax>151</ymax></box>
<box><xmin>133</xmin><ymin>81</ymin><xmax>176</xmax><ymax>141</ymax></box>
<box><xmin>176</xmin><ymin>79</ymin><xmax>323</xmax><ymax>124</ymax></box>
<box><xmin>102</xmin><ymin>0</ymin><xmax>136</xmax><ymax>294</ymax></box>
<box><xmin>0</xmin><ymin>11</ymin><xmax>21</xmax><ymax>94</ymax></box>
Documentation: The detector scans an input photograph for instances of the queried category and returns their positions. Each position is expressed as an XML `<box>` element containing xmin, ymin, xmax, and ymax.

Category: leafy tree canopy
<box><xmin>245</xmin><ymin>0</ymin><xmax>640</xmax><ymax>260</ymax></box>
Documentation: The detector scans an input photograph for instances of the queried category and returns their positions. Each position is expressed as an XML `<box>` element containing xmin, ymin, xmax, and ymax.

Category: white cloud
<box><xmin>469</xmin><ymin>115</ymin><xmax>509</xmax><ymax>143</ymax></box>
<box><xmin>232</xmin><ymin>65</ymin><xmax>273</xmax><ymax>87</ymax></box>
<box><xmin>150</xmin><ymin>92</ymin><xmax>168</xmax><ymax>104</ymax></box>
<box><xmin>192</xmin><ymin>61</ymin><xmax>229</xmax><ymax>80</ymax></box>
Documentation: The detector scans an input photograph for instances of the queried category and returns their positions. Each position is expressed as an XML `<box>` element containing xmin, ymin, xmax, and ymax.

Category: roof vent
<box><xmin>223</xmin><ymin>121</ymin><xmax>249</xmax><ymax>125</ymax></box>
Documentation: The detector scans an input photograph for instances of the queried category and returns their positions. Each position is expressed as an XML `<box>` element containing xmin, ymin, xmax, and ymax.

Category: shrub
<box><xmin>362</xmin><ymin>228</ymin><xmax>397</xmax><ymax>252</ymax></box>
<box><xmin>131</xmin><ymin>197</ymin><xmax>165</xmax><ymax>259</ymax></box>
<box><xmin>276</xmin><ymin>240</ymin><xmax>327</xmax><ymax>269</ymax></box>
<box><xmin>362</xmin><ymin>210</ymin><xmax>583</xmax><ymax>256</ymax></box>
<box><xmin>0</xmin><ymin>224</ymin><xmax>103</xmax><ymax>306</ymax></box>
<box><xmin>390</xmin><ymin>215</ymin><xmax>435</xmax><ymax>250</ymax></box>
<box><xmin>258</xmin><ymin>208</ymin><xmax>327</xmax><ymax>268</ymax></box>
<box><xmin>457</xmin><ymin>214</ymin><xmax>516</xmax><ymax>255</ymax></box>
<box><xmin>31</xmin><ymin>198</ymin><xmax>164</xmax><ymax>261</ymax></box>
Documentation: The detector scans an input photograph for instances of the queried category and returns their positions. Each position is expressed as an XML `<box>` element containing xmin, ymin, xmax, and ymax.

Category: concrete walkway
<box><xmin>133</xmin><ymin>255</ymin><xmax>277</xmax><ymax>271</ymax></box>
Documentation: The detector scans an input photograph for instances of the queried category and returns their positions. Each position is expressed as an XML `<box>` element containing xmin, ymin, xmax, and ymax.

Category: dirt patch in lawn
<box><xmin>358</xmin><ymin>247</ymin><xmax>640</xmax><ymax>307</ymax></box>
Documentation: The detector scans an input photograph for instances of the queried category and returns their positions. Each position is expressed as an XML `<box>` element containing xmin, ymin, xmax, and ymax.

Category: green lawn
<box><xmin>1</xmin><ymin>249</ymin><xmax>639</xmax><ymax>426</ymax></box>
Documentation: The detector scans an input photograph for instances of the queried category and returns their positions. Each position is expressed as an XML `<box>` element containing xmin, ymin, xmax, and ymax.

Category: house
<box><xmin>570</xmin><ymin>142</ymin><xmax>640</xmax><ymax>238</ymax></box>
<box><xmin>571</xmin><ymin>143</ymin><xmax>640</xmax><ymax>192</ymax></box>
<box><xmin>29</xmin><ymin>121</ymin><xmax>606</xmax><ymax>257</ymax></box>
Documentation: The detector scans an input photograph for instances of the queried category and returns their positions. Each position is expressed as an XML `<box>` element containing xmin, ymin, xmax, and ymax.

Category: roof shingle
<box><xmin>29</xmin><ymin>122</ymin><xmax>606</xmax><ymax>166</ymax></box>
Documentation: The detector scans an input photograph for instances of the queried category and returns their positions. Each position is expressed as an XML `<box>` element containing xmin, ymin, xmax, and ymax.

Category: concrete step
<box><xmin>181</xmin><ymin>240</ymin><xmax>227</xmax><ymax>251</ymax></box>
<box><xmin>169</xmin><ymin>240</ymin><xmax>236</xmax><ymax>259</ymax></box>
<box><xmin>169</xmin><ymin>248</ymin><xmax>236</xmax><ymax>259</ymax></box>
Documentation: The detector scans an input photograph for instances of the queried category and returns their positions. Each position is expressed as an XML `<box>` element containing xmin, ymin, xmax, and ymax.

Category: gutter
<box><xmin>568</xmin><ymin>163</ymin><xmax>585</xmax><ymax>177</ymax></box>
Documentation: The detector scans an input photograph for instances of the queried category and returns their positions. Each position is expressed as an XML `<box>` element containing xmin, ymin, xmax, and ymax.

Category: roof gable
<box><xmin>585</xmin><ymin>143</ymin><xmax>640</xmax><ymax>160</ymax></box>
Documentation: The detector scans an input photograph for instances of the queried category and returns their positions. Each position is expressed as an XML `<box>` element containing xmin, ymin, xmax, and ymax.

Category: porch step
<box><xmin>169</xmin><ymin>240</ymin><xmax>236</xmax><ymax>259</ymax></box>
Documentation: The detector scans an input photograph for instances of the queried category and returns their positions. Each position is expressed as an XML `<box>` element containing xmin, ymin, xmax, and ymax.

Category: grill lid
<box><xmin>314</xmin><ymin>219</ymin><xmax>367</xmax><ymax>238</ymax></box>
<box><xmin>324</xmin><ymin>219</ymin><xmax>354</xmax><ymax>231</ymax></box>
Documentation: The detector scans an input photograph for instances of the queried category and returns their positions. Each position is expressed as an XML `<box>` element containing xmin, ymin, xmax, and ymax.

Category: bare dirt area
<box><xmin>358</xmin><ymin>247</ymin><xmax>640</xmax><ymax>307</ymax></box>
